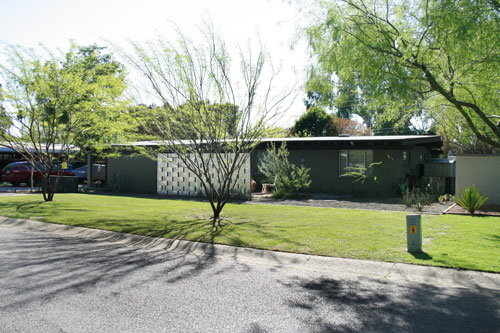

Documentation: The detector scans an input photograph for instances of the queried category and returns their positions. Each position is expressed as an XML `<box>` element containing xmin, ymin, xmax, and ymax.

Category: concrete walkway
<box><xmin>0</xmin><ymin>186</ymin><xmax>41</xmax><ymax>196</ymax></box>
<box><xmin>1</xmin><ymin>216</ymin><xmax>499</xmax><ymax>291</ymax></box>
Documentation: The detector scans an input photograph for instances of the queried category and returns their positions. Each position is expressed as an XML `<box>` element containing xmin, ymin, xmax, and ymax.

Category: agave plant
<box><xmin>455</xmin><ymin>185</ymin><xmax>488</xmax><ymax>214</ymax></box>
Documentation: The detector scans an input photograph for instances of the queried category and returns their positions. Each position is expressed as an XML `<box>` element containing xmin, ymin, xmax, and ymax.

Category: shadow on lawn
<box><xmin>409</xmin><ymin>251</ymin><xmax>433</xmax><ymax>260</ymax></box>
<box><xmin>81</xmin><ymin>217</ymin><xmax>232</xmax><ymax>246</ymax></box>
<box><xmin>281</xmin><ymin>276</ymin><xmax>500</xmax><ymax>332</ymax></box>
<box><xmin>0</xmin><ymin>200</ymin><xmax>89</xmax><ymax>216</ymax></box>
<box><xmin>0</xmin><ymin>196</ymin><xmax>307</xmax><ymax>251</ymax></box>
<box><xmin>86</xmin><ymin>191</ymin><xmax>253</xmax><ymax>205</ymax></box>
<box><xmin>488</xmin><ymin>234</ymin><xmax>500</xmax><ymax>244</ymax></box>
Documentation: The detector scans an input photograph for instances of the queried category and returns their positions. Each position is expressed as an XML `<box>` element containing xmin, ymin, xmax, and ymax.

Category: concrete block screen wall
<box><xmin>455</xmin><ymin>155</ymin><xmax>500</xmax><ymax>205</ymax></box>
<box><xmin>157</xmin><ymin>153</ymin><xmax>251</xmax><ymax>197</ymax></box>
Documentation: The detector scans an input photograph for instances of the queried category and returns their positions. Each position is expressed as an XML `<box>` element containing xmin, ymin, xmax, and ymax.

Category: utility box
<box><xmin>406</xmin><ymin>214</ymin><xmax>422</xmax><ymax>253</ymax></box>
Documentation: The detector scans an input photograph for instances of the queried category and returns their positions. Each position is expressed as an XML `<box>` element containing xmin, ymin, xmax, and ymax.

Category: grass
<box><xmin>0</xmin><ymin>193</ymin><xmax>499</xmax><ymax>272</ymax></box>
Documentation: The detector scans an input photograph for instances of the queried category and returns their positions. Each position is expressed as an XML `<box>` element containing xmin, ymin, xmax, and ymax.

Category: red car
<box><xmin>1</xmin><ymin>161</ymin><xmax>75</xmax><ymax>186</ymax></box>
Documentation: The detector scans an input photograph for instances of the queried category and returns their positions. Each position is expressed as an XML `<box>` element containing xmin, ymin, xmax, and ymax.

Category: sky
<box><xmin>0</xmin><ymin>0</ymin><xmax>310</xmax><ymax>127</ymax></box>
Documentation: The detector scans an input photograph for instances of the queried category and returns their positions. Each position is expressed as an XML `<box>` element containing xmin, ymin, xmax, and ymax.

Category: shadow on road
<box><xmin>281</xmin><ymin>276</ymin><xmax>500</xmax><ymax>332</ymax></box>
<box><xmin>0</xmin><ymin>227</ymin><xmax>223</xmax><ymax>311</ymax></box>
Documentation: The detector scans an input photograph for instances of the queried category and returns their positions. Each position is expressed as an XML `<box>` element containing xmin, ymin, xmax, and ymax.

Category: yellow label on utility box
<box><xmin>410</xmin><ymin>225</ymin><xmax>417</xmax><ymax>234</ymax></box>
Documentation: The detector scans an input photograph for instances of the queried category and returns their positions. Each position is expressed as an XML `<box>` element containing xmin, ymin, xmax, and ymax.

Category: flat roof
<box><xmin>124</xmin><ymin>135</ymin><xmax>442</xmax><ymax>147</ymax></box>
<box><xmin>0</xmin><ymin>143</ymin><xmax>77</xmax><ymax>154</ymax></box>
<box><xmin>260</xmin><ymin>135</ymin><xmax>441</xmax><ymax>143</ymax></box>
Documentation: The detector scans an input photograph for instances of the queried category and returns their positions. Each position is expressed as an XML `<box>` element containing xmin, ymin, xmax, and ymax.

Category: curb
<box><xmin>1</xmin><ymin>216</ymin><xmax>499</xmax><ymax>290</ymax></box>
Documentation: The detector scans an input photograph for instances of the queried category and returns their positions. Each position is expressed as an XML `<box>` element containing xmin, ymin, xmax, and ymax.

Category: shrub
<box><xmin>455</xmin><ymin>185</ymin><xmax>488</xmax><ymax>214</ymax></box>
<box><xmin>438</xmin><ymin>194</ymin><xmax>455</xmax><ymax>203</ymax></box>
<box><xmin>258</xmin><ymin>142</ymin><xmax>311</xmax><ymax>197</ymax></box>
<box><xmin>400</xmin><ymin>182</ymin><xmax>438</xmax><ymax>210</ymax></box>
<box><xmin>278</xmin><ymin>164</ymin><xmax>312</xmax><ymax>194</ymax></box>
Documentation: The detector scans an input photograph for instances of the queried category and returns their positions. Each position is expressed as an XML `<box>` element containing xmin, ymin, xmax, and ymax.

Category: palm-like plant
<box><xmin>455</xmin><ymin>185</ymin><xmax>488</xmax><ymax>214</ymax></box>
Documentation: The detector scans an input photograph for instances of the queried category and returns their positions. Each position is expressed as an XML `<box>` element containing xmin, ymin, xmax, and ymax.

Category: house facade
<box><xmin>106</xmin><ymin>135</ymin><xmax>443</xmax><ymax>197</ymax></box>
<box><xmin>251</xmin><ymin>136</ymin><xmax>442</xmax><ymax>197</ymax></box>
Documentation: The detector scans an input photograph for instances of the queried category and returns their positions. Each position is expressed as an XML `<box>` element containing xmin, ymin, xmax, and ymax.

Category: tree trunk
<box><xmin>42</xmin><ymin>175</ymin><xmax>54</xmax><ymax>202</ymax></box>
<box><xmin>30</xmin><ymin>168</ymin><xmax>34</xmax><ymax>193</ymax></box>
<box><xmin>211</xmin><ymin>194</ymin><xmax>231</xmax><ymax>228</ymax></box>
<box><xmin>42</xmin><ymin>176</ymin><xmax>49</xmax><ymax>201</ymax></box>
<box><xmin>212</xmin><ymin>207</ymin><xmax>221</xmax><ymax>227</ymax></box>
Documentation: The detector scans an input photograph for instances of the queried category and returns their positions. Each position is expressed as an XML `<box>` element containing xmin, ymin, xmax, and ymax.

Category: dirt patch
<box><xmin>443</xmin><ymin>203</ymin><xmax>500</xmax><ymax>217</ymax></box>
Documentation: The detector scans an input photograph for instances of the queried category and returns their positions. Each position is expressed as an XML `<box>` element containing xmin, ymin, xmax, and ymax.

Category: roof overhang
<box><xmin>117</xmin><ymin>135</ymin><xmax>443</xmax><ymax>151</ymax></box>
<box><xmin>255</xmin><ymin>135</ymin><xmax>443</xmax><ymax>150</ymax></box>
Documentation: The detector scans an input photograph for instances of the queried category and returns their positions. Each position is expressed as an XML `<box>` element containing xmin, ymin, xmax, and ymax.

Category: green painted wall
<box><xmin>252</xmin><ymin>147</ymin><xmax>429</xmax><ymax>197</ymax></box>
<box><xmin>110</xmin><ymin>146</ymin><xmax>431</xmax><ymax>197</ymax></box>
<box><xmin>107</xmin><ymin>155</ymin><xmax>157</xmax><ymax>194</ymax></box>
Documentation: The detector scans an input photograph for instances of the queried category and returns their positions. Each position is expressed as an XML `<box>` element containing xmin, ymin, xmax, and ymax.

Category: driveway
<box><xmin>0</xmin><ymin>186</ymin><xmax>40</xmax><ymax>196</ymax></box>
<box><xmin>1</xmin><ymin>218</ymin><xmax>499</xmax><ymax>332</ymax></box>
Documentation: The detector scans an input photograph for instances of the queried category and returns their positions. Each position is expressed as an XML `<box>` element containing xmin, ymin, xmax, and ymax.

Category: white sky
<box><xmin>0</xmin><ymin>0</ymin><xmax>310</xmax><ymax>127</ymax></box>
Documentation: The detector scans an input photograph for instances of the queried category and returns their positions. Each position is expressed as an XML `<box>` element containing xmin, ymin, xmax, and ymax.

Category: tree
<box><xmin>64</xmin><ymin>45</ymin><xmax>130</xmax><ymax>156</ymax></box>
<box><xmin>303</xmin><ymin>68</ymin><xmax>336</xmax><ymax>110</ymax></box>
<box><xmin>122</xmin><ymin>25</ymin><xmax>294</xmax><ymax>226</ymax></box>
<box><xmin>291</xmin><ymin>106</ymin><xmax>337</xmax><ymax>136</ymax></box>
<box><xmin>432</xmin><ymin>104</ymin><xmax>497</xmax><ymax>154</ymax></box>
<box><xmin>0</xmin><ymin>44</ymin><xmax>127</xmax><ymax>201</ymax></box>
<box><xmin>335</xmin><ymin>79</ymin><xmax>358</xmax><ymax>119</ymax></box>
<box><xmin>335</xmin><ymin>118</ymin><xmax>372</xmax><ymax>136</ymax></box>
<box><xmin>305</xmin><ymin>0</ymin><xmax>500</xmax><ymax>149</ymax></box>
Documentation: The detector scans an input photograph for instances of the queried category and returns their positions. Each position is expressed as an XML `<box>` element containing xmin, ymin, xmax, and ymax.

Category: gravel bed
<box><xmin>245</xmin><ymin>193</ymin><xmax>453</xmax><ymax>215</ymax></box>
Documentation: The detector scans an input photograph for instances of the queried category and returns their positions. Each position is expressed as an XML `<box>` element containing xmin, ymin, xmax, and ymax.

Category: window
<box><xmin>339</xmin><ymin>150</ymin><xmax>373</xmax><ymax>176</ymax></box>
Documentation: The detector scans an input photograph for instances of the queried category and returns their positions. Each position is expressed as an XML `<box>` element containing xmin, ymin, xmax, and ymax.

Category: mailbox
<box><xmin>406</xmin><ymin>214</ymin><xmax>422</xmax><ymax>253</ymax></box>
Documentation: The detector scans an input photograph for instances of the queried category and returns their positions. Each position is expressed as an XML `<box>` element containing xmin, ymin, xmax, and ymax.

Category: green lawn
<box><xmin>0</xmin><ymin>193</ymin><xmax>499</xmax><ymax>272</ymax></box>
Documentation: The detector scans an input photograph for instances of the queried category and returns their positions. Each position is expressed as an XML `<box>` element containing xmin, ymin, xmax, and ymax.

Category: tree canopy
<box><xmin>305</xmin><ymin>0</ymin><xmax>500</xmax><ymax>150</ymax></box>
<box><xmin>291</xmin><ymin>106</ymin><xmax>337</xmax><ymax>136</ymax></box>
<box><xmin>291</xmin><ymin>106</ymin><xmax>372</xmax><ymax>136</ymax></box>
<box><xmin>0</xmin><ymin>44</ymin><xmax>127</xmax><ymax>200</ymax></box>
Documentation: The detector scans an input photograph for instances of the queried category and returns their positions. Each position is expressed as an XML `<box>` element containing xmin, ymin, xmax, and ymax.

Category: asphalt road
<box><xmin>1</xmin><ymin>220</ymin><xmax>499</xmax><ymax>332</ymax></box>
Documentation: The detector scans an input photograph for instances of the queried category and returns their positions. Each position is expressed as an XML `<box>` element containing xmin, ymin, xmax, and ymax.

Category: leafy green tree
<box><xmin>335</xmin><ymin>79</ymin><xmax>358</xmax><ymax>119</ymax></box>
<box><xmin>303</xmin><ymin>68</ymin><xmax>336</xmax><ymax>110</ymax></box>
<box><xmin>123</xmin><ymin>25</ymin><xmax>294</xmax><ymax>225</ymax></box>
<box><xmin>305</xmin><ymin>0</ymin><xmax>500</xmax><ymax>148</ymax></box>
<box><xmin>0</xmin><ymin>84</ymin><xmax>10</xmax><ymax>131</ymax></box>
<box><xmin>291</xmin><ymin>106</ymin><xmax>337</xmax><ymax>136</ymax></box>
<box><xmin>64</xmin><ymin>45</ymin><xmax>130</xmax><ymax>155</ymax></box>
<box><xmin>305</xmin><ymin>68</ymin><xmax>382</xmax><ymax>129</ymax></box>
<box><xmin>0</xmin><ymin>44</ymin><xmax>127</xmax><ymax>201</ymax></box>
<box><xmin>432</xmin><ymin>104</ymin><xmax>497</xmax><ymax>153</ymax></box>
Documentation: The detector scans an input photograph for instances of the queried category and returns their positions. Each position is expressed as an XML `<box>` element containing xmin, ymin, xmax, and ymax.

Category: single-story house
<box><xmin>106</xmin><ymin>135</ymin><xmax>445</xmax><ymax>197</ymax></box>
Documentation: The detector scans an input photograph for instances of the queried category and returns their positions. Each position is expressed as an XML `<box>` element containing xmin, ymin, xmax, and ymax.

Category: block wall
<box><xmin>157</xmin><ymin>153</ymin><xmax>251</xmax><ymax>197</ymax></box>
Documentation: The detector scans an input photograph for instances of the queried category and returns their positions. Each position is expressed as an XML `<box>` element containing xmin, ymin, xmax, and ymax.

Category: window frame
<box><xmin>339</xmin><ymin>150</ymin><xmax>373</xmax><ymax>177</ymax></box>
